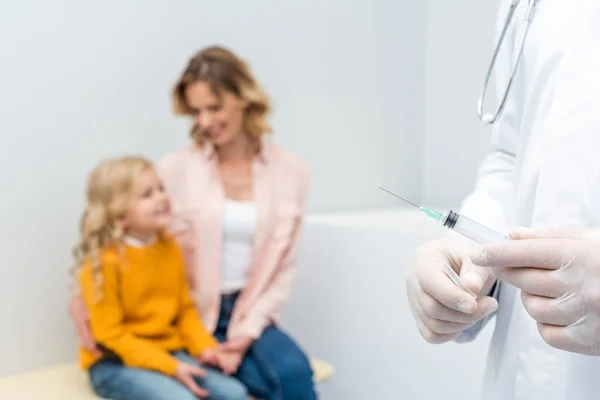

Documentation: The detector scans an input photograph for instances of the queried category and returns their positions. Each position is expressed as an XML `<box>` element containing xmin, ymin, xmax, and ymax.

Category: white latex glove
<box><xmin>407</xmin><ymin>236</ymin><xmax>499</xmax><ymax>344</ymax></box>
<box><xmin>471</xmin><ymin>227</ymin><xmax>600</xmax><ymax>355</ymax></box>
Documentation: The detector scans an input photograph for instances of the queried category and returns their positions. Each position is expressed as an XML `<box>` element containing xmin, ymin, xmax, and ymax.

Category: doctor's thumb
<box><xmin>460</xmin><ymin>261</ymin><xmax>493</xmax><ymax>297</ymax></box>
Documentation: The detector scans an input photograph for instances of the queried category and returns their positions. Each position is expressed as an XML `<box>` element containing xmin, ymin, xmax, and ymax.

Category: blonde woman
<box><xmin>71</xmin><ymin>156</ymin><xmax>247</xmax><ymax>400</ymax></box>
<box><xmin>71</xmin><ymin>47</ymin><xmax>317</xmax><ymax>399</ymax></box>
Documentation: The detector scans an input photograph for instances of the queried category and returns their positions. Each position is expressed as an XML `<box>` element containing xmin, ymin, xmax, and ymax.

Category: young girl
<box><xmin>72</xmin><ymin>156</ymin><xmax>248</xmax><ymax>400</ymax></box>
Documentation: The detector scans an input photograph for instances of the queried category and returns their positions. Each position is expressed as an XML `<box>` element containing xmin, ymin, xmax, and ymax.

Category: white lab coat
<box><xmin>456</xmin><ymin>0</ymin><xmax>600</xmax><ymax>399</ymax></box>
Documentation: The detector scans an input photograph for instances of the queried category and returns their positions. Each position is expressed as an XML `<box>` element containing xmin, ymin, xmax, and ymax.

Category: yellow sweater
<box><xmin>78</xmin><ymin>234</ymin><xmax>217</xmax><ymax>376</ymax></box>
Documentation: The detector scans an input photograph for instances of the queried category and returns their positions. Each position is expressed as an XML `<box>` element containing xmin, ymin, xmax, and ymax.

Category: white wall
<box><xmin>423</xmin><ymin>0</ymin><xmax>498</xmax><ymax>208</ymax></box>
<box><xmin>0</xmin><ymin>0</ymin><xmax>426</xmax><ymax>376</ymax></box>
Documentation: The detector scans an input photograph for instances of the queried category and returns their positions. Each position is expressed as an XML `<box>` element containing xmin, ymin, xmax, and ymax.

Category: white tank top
<box><xmin>221</xmin><ymin>199</ymin><xmax>257</xmax><ymax>294</ymax></box>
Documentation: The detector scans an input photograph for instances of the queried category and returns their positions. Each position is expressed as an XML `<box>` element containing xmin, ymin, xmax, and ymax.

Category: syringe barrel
<box><xmin>443</xmin><ymin>210</ymin><xmax>508</xmax><ymax>244</ymax></box>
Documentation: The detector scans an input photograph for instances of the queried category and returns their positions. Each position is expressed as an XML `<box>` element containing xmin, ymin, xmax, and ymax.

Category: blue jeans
<box><xmin>215</xmin><ymin>292</ymin><xmax>318</xmax><ymax>400</ymax></box>
<box><xmin>89</xmin><ymin>350</ymin><xmax>248</xmax><ymax>400</ymax></box>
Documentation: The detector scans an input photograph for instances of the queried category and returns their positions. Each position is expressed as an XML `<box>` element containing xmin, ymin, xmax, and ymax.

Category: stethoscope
<box><xmin>477</xmin><ymin>0</ymin><xmax>538</xmax><ymax>125</ymax></box>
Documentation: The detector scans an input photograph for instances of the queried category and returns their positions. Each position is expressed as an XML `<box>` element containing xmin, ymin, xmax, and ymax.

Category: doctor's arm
<box><xmin>452</xmin><ymin>118</ymin><xmax>518</xmax><ymax>342</ymax></box>
<box><xmin>407</xmin><ymin>1</ymin><xmax>519</xmax><ymax>345</ymax></box>
<box><xmin>454</xmin><ymin>96</ymin><xmax>519</xmax><ymax>342</ymax></box>
<box><xmin>451</xmin><ymin>109</ymin><xmax>517</xmax><ymax>342</ymax></box>
<box><xmin>450</xmin><ymin>0</ymin><xmax>526</xmax><ymax>342</ymax></box>
<box><xmin>469</xmin><ymin>10</ymin><xmax>600</xmax><ymax>355</ymax></box>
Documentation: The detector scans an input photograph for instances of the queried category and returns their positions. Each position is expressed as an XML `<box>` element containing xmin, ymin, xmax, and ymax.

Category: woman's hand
<box><xmin>209</xmin><ymin>336</ymin><xmax>252</xmax><ymax>374</ymax></box>
<box><xmin>218</xmin><ymin>336</ymin><xmax>254</xmax><ymax>354</ymax></box>
<box><xmin>199</xmin><ymin>347</ymin><xmax>243</xmax><ymax>375</ymax></box>
<box><xmin>175</xmin><ymin>362</ymin><xmax>210</xmax><ymax>398</ymax></box>
<box><xmin>215</xmin><ymin>351</ymin><xmax>243</xmax><ymax>375</ymax></box>
<box><xmin>68</xmin><ymin>294</ymin><xmax>101</xmax><ymax>356</ymax></box>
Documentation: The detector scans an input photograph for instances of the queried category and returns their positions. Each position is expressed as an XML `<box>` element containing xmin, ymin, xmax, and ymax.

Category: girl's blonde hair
<box><xmin>172</xmin><ymin>45</ymin><xmax>272</xmax><ymax>149</ymax></box>
<box><xmin>71</xmin><ymin>155</ymin><xmax>153</xmax><ymax>300</ymax></box>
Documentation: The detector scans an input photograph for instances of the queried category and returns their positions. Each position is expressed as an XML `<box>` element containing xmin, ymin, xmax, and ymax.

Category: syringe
<box><xmin>379</xmin><ymin>187</ymin><xmax>508</xmax><ymax>244</ymax></box>
<box><xmin>380</xmin><ymin>187</ymin><xmax>508</xmax><ymax>297</ymax></box>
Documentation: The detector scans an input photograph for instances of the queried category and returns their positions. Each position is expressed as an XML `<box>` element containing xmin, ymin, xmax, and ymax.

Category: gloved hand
<box><xmin>471</xmin><ymin>227</ymin><xmax>600</xmax><ymax>355</ymax></box>
<box><xmin>407</xmin><ymin>236</ymin><xmax>499</xmax><ymax>344</ymax></box>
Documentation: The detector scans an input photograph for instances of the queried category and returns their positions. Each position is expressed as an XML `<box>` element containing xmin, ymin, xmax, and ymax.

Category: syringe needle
<box><xmin>378</xmin><ymin>187</ymin><xmax>420</xmax><ymax>208</ymax></box>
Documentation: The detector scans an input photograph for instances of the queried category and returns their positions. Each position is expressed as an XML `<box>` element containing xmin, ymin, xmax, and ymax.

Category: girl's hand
<box><xmin>198</xmin><ymin>348</ymin><xmax>219</xmax><ymax>366</ymax></box>
<box><xmin>175</xmin><ymin>362</ymin><xmax>210</xmax><ymax>398</ymax></box>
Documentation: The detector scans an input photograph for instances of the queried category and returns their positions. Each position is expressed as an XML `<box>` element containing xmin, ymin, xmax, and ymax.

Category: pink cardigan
<box><xmin>157</xmin><ymin>140</ymin><xmax>309</xmax><ymax>340</ymax></box>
